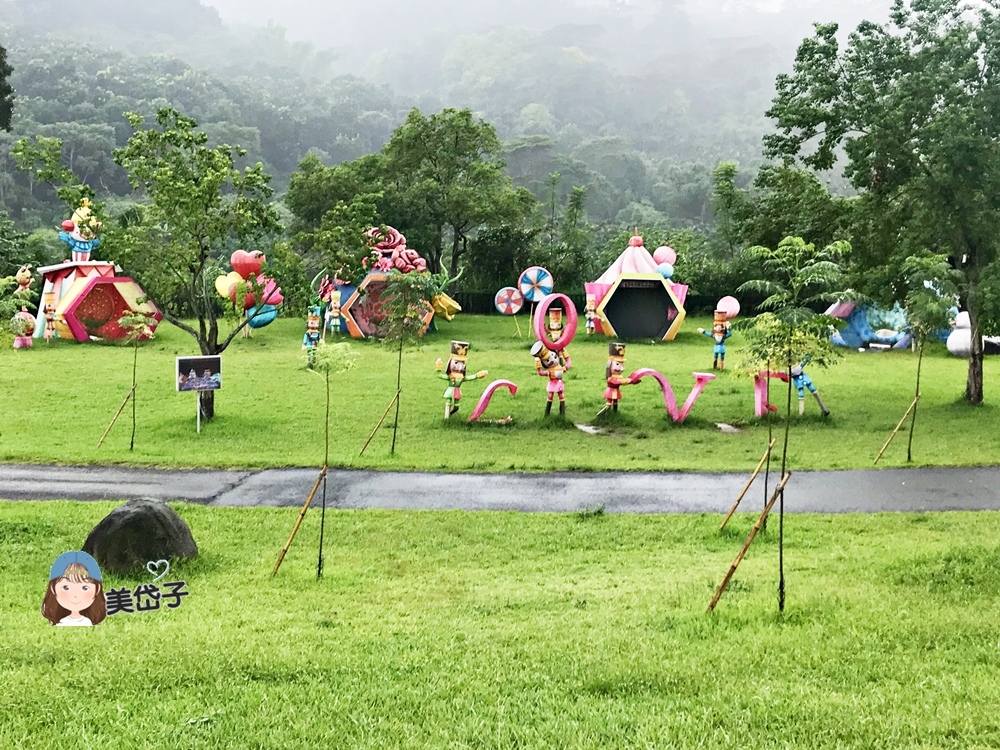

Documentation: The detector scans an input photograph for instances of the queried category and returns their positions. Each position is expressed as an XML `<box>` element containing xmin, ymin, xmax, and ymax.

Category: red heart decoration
<box><xmin>231</xmin><ymin>250</ymin><xmax>264</xmax><ymax>280</ymax></box>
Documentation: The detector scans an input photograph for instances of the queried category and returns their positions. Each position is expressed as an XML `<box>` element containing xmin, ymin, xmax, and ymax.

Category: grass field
<box><xmin>2</xmin><ymin>314</ymin><xmax>998</xmax><ymax>472</ymax></box>
<box><xmin>4</xmin><ymin>500</ymin><xmax>1000</xmax><ymax>749</ymax></box>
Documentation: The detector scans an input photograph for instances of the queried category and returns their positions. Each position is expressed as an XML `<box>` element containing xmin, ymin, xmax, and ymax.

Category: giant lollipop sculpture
<box><xmin>518</xmin><ymin>265</ymin><xmax>552</xmax><ymax>330</ymax></box>
<box><xmin>494</xmin><ymin>286</ymin><xmax>524</xmax><ymax>337</ymax></box>
<box><xmin>519</xmin><ymin>265</ymin><xmax>553</xmax><ymax>302</ymax></box>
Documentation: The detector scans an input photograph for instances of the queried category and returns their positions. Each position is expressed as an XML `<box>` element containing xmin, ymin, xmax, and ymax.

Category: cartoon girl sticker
<box><xmin>42</xmin><ymin>551</ymin><xmax>107</xmax><ymax>627</ymax></box>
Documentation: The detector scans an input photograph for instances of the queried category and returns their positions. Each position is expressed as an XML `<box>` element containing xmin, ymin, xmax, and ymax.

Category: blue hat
<box><xmin>49</xmin><ymin>551</ymin><xmax>102</xmax><ymax>582</ymax></box>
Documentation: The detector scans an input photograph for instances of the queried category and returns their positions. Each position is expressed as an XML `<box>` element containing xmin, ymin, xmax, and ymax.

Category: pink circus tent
<box><xmin>585</xmin><ymin>237</ymin><xmax>688</xmax><ymax>334</ymax></box>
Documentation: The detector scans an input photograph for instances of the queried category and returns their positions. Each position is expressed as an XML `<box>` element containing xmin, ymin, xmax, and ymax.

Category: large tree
<box><xmin>711</xmin><ymin>162</ymin><xmax>854</xmax><ymax>254</ymax></box>
<box><xmin>764</xmin><ymin>0</ymin><xmax>1000</xmax><ymax>404</ymax></box>
<box><xmin>113</xmin><ymin>108</ymin><xmax>280</xmax><ymax>416</ymax></box>
<box><xmin>381</xmin><ymin>108</ymin><xmax>535</xmax><ymax>277</ymax></box>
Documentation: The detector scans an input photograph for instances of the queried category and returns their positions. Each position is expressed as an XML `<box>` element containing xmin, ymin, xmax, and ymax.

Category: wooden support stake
<box><xmin>97</xmin><ymin>385</ymin><xmax>136</xmax><ymax>448</ymax></box>
<box><xmin>720</xmin><ymin>437</ymin><xmax>777</xmax><ymax>530</ymax></box>
<box><xmin>272</xmin><ymin>465</ymin><xmax>328</xmax><ymax>576</ymax></box>
<box><xmin>359</xmin><ymin>389</ymin><xmax>401</xmax><ymax>456</ymax></box>
<box><xmin>873</xmin><ymin>395</ymin><xmax>920</xmax><ymax>465</ymax></box>
<box><xmin>708</xmin><ymin>471</ymin><xmax>791</xmax><ymax>613</ymax></box>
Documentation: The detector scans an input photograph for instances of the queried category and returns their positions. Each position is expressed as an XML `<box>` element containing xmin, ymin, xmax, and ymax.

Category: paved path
<box><xmin>2</xmin><ymin>464</ymin><xmax>999</xmax><ymax>513</ymax></box>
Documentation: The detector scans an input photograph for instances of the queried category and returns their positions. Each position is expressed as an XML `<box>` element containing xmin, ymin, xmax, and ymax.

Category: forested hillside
<box><xmin>0</xmin><ymin>0</ymin><xmax>884</xmax><ymax>231</ymax></box>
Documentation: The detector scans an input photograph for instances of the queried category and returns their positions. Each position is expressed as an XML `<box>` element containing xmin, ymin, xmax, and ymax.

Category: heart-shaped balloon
<box><xmin>260</xmin><ymin>277</ymin><xmax>284</xmax><ymax>305</ymax></box>
<box><xmin>214</xmin><ymin>274</ymin><xmax>231</xmax><ymax>299</ymax></box>
<box><xmin>231</xmin><ymin>249</ymin><xmax>264</xmax><ymax>280</ymax></box>
<box><xmin>247</xmin><ymin>304</ymin><xmax>278</xmax><ymax>328</ymax></box>
<box><xmin>221</xmin><ymin>270</ymin><xmax>242</xmax><ymax>300</ymax></box>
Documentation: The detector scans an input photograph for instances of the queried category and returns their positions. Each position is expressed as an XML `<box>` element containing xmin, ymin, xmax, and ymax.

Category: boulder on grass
<box><xmin>83</xmin><ymin>498</ymin><xmax>198</xmax><ymax>574</ymax></box>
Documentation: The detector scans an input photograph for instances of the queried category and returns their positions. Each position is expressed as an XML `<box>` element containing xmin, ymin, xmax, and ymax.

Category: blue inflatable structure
<box><xmin>827</xmin><ymin>302</ymin><xmax>911</xmax><ymax>349</ymax></box>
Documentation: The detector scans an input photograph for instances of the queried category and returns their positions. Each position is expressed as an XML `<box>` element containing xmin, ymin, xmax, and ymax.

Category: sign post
<box><xmin>176</xmin><ymin>356</ymin><xmax>221</xmax><ymax>433</ymax></box>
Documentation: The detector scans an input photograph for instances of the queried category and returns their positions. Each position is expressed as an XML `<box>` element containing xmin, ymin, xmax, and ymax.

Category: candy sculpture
<box><xmin>518</xmin><ymin>266</ymin><xmax>553</xmax><ymax>302</ymax></box>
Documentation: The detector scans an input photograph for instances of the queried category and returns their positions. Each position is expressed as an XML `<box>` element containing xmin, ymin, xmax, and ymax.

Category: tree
<box><xmin>382</xmin><ymin>108</ymin><xmax>536</xmax><ymax>277</ymax></box>
<box><xmin>899</xmin><ymin>254</ymin><xmax>961</xmax><ymax>462</ymax></box>
<box><xmin>711</xmin><ymin>162</ymin><xmax>854</xmax><ymax>255</ymax></box>
<box><xmin>764</xmin><ymin>1</ymin><xmax>1000</xmax><ymax>404</ymax></box>
<box><xmin>306</xmin><ymin>340</ymin><xmax>358</xmax><ymax>578</ymax></box>
<box><xmin>379</xmin><ymin>271</ymin><xmax>439</xmax><ymax>455</ymax></box>
<box><xmin>112</xmin><ymin>108</ymin><xmax>280</xmax><ymax>417</ymax></box>
<box><xmin>737</xmin><ymin>236</ymin><xmax>849</xmax><ymax>611</ymax></box>
<box><xmin>0</xmin><ymin>44</ymin><xmax>13</xmax><ymax>132</ymax></box>
<box><xmin>532</xmin><ymin>184</ymin><xmax>592</xmax><ymax>290</ymax></box>
<box><xmin>0</xmin><ymin>213</ymin><xmax>30</xmax><ymax>277</ymax></box>
<box><xmin>116</xmin><ymin>309</ymin><xmax>158</xmax><ymax>451</ymax></box>
<box><xmin>299</xmin><ymin>193</ymin><xmax>383</xmax><ymax>288</ymax></box>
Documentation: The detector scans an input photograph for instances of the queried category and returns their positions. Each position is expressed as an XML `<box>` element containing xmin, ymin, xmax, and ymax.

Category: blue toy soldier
<box><xmin>790</xmin><ymin>354</ymin><xmax>830</xmax><ymax>416</ymax></box>
<box><xmin>698</xmin><ymin>310</ymin><xmax>732</xmax><ymax>370</ymax></box>
<box><xmin>302</xmin><ymin>306</ymin><xmax>322</xmax><ymax>366</ymax></box>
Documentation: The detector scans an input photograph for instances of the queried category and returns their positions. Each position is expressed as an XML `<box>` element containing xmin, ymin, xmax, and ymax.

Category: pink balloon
<box><xmin>717</xmin><ymin>296</ymin><xmax>741</xmax><ymax>319</ymax></box>
<box><xmin>653</xmin><ymin>246</ymin><xmax>677</xmax><ymax>266</ymax></box>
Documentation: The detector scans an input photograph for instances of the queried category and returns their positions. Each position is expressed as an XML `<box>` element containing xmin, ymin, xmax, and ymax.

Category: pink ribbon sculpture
<box><xmin>628</xmin><ymin>368</ymin><xmax>716</xmax><ymax>423</ymax></box>
<box><xmin>468</xmin><ymin>380</ymin><xmax>519</xmax><ymax>423</ymax></box>
<box><xmin>754</xmin><ymin>369</ymin><xmax>790</xmax><ymax>417</ymax></box>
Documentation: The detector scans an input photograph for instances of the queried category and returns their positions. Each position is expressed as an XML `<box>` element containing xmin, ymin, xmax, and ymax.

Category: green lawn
<box><xmin>2</xmin><ymin>314</ymin><xmax>997</xmax><ymax>472</ymax></box>
<box><xmin>4</xmin><ymin>501</ymin><xmax>1000</xmax><ymax>749</ymax></box>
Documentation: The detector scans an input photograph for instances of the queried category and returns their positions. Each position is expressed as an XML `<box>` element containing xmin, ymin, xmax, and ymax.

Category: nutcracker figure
<box><xmin>790</xmin><ymin>354</ymin><xmax>830</xmax><ymax>416</ymax></box>
<box><xmin>584</xmin><ymin>294</ymin><xmax>597</xmax><ymax>335</ymax></box>
<box><xmin>530</xmin><ymin>339</ymin><xmax>571</xmax><ymax>415</ymax></box>
<box><xmin>697</xmin><ymin>310</ymin><xmax>732</xmax><ymax>370</ymax></box>
<box><xmin>599</xmin><ymin>342</ymin><xmax>636</xmax><ymax>416</ymax></box>
<box><xmin>302</xmin><ymin>305</ymin><xmax>322</xmax><ymax>366</ymax></box>
<box><xmin>435</xmin><ymin>340</ymin><xmax>488</xmax><ymax>419</ymax></box>
<box><xmin>43</xmin><ymin>301</ymin><xmax>57</xmax><ymax>342</ymax></box>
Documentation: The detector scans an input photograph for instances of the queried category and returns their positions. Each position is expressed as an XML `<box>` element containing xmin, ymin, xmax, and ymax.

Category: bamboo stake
<box><xmin>272</xmin><ymin>465</ymin><xmax>328</xmax><ymax>576</ymax></box>
<box><xmin>720</xmin><ymin>438</ymin><xmax>777</xmax><ymax>530</ymax></box>
<box><xmin>873</xmin><ymin>395</ymin><xmax>920</xmax><ymax>465</ymax></box>
<box><xmin>97</xmin><ymin>385</ymin><xmax>136</xmax><ymax>448</ymax></box>
<box><xmin>359</xmin><ymin>389</ymin><xmax>401</xmax><ymax>456</ymax></box>
<box><xmin>708</xmin><ymin>471</ymin><xmax>791</xmax><ymax>613</ymax></box>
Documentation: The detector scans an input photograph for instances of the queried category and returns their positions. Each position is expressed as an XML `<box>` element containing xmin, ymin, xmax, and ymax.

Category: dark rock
<box><xmin>83</xmin><ymin>497</ymin><xmax>198</xmax><ymax>574</ymax></box>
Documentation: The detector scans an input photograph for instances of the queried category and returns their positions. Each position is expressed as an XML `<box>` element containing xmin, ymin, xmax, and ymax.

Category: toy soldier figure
<box><xmin>698</xmin><ymin>310</ymin><xmax>732</xmax><ymax>370</ymax></box>
<box><xmin>435</xmin><ymin>340</ymin><xmax>487</xmax><ymax>419</ymax></box>
<box><xmin>790</xmin><ymin>354</ymin><xmax>830</xmax><ymax>416</ymax></box>
<box><xmin>531</xmin><ymin>340</ymin><xmax>571</xmax><ymax>416</ymax></box>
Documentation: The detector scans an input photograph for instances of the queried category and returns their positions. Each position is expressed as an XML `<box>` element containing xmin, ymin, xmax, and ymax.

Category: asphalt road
<box><xmin>2</xmin><ymin>463</ymin><xmax>1000</xmax><ymax>513</ymax></box>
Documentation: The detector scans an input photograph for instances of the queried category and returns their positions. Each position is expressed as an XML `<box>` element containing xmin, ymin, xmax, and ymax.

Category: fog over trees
<box><xmin>0</xmin><ymin>0</ymin><xmax>894</xmax><ymax>308</ymax></box>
